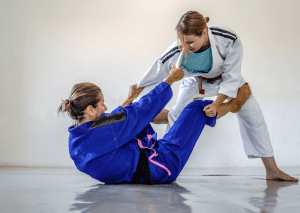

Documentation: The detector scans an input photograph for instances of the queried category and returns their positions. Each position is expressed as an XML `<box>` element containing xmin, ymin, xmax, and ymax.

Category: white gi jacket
<box><xmin>137</xmin><ymin>25</ymin><xmax>246</xmax><ymax>99</ymax></box>
<box><xmin>135</xmin><ymin>25</ymin><xmax>274</xmax><ymax>158</ymax></box>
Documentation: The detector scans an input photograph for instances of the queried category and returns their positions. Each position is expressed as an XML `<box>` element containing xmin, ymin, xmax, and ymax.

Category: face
<box><xmin>94</xmin><ymin>92</ymin><xmax>107</xmax><ymax>119</ymax></box>
<box><xmin>181</xmin><ymin>29</ymin><xmax>208</xmax><ymax>52</ymax></box>
<box><xmin>87</xmin><ymin>92</ymin><xmax>107</xmax><ymax>121</ymax></box>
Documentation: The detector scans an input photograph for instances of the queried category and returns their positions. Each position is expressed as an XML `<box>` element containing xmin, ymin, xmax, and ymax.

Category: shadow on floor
<box><xmin>70</xmin><ymin>183</ymin><xmax>192</xmax><ymax>213</ymax></box>
<box><xmin>248</xmin><ymin>180</ymin><xmax>298</xmax><ymax>213</ymax></box>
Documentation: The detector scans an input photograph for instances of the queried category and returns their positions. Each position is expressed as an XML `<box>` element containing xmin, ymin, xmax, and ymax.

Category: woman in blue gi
<box><xmin>136</xmin><ymin>11</ymin><xmax>298</xmax><ymax>182</ymax></box>
<box><xmin>57</xmin><ymin>67</ymin><xmax>221</xmax><ymax>184</ymax></box>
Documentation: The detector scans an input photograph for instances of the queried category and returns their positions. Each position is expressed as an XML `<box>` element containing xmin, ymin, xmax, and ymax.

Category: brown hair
<box><xmin>57</xmin><ymin>82</ymin><xmax>101</xmax><ymax>124</ymax></box>
<box><xmin>175</xmin><ymin>11</ymin><xmax>209</xmax><ymax>59</ymax></box>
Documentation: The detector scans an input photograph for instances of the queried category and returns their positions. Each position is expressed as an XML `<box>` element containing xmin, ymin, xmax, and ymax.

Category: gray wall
<box><xmin>1</xmin><ymin>0</ymin><xmax>299</xmax><ymax>168</ymax></box>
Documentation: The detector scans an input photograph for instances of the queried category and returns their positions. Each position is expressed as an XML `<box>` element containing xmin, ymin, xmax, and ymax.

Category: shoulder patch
<box><xmin>210</xmin><ymin>27</ymin><xmax>237</xmax><ymax>43</ymax></box>
<box><xmin>160</xmin><ymin>46</ymin><xmax>180</xmax><ymax>64</ymax></box>
<box><xmin>89</xmin><ymin>111</ymin><xmax>127</xmax><ymax>129</ymax></box>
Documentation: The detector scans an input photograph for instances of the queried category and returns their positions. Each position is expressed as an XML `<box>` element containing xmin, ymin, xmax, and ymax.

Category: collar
<box><xmin>68</xmin><ymin>121</ymin><xmax>93</xmax><ymax>137</ymax></box>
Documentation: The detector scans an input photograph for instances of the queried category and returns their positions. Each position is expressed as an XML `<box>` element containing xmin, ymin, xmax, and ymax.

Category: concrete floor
<box><xmin>0</xmin><ymin>167</ymin><xmax>299</xmax><ymax>213</ymax></box>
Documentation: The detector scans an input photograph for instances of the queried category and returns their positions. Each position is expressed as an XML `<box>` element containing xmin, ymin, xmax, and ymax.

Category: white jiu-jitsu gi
<box><xmin>135</xmin><ymin>25</ymin><xmax>274</xmax><ymax>158</ymax></box>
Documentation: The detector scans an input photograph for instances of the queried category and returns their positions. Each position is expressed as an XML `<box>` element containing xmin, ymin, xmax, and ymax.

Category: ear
<box><xmin>86</xmin><ymin>105</ymin><xmax>94</xmax><ymax>116</ymax></box>
<box><xmin>203</xmin><ymin>28</ymin><xmax>208</xmax><ymax>35</ymax></box>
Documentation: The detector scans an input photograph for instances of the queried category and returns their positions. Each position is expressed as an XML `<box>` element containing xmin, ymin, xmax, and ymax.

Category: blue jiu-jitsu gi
<box><xmin>68</xmin><ymin>82</ymin><xmax>217</xmax><ymax>184</ymax></box>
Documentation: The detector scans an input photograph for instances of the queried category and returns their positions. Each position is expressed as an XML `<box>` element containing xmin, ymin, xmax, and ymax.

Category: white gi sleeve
<box><xmin>137</xmin><ymin>41</ymin><xmax>180</xmax><ymax>89</ymax></box>
<box><xmin>218</xmin><ymin>34</ymin><xmax>244</xmax><ymax>98</ymax></box>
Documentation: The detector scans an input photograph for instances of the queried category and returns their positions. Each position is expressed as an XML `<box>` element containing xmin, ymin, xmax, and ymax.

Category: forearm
<box><xmin>152</xmin><ymin>109</ymin><xmax>169</xmax><ymax>124</ymax></box>
<box><xmin>121</xmin><ymin>97</ymin><xmax>134</xmax><ymax>108</ymax></box>
<box><xmin>116</xmin><ymin>83</ymin><xmax>173</xmax><ymax>144</ymax></box>
<box><xmin>213</xmin><ymin>94</ymin><xmax>228</xmax><ymax>108</ymax></box>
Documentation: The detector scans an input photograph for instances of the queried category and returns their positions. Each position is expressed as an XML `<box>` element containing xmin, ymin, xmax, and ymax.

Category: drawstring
<box><xmin>137</xmin><ymin>138</ymin><xmax>171</xmax><ymax>176</ymax></box>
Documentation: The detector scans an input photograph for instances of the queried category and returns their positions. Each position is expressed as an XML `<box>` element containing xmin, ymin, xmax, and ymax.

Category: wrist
<box><xmin>211</xmin><ymin>102</ymin><xmax>220</xmax><ymax>109</ymax></box>
<box><xmin>164</xmin><ymin>76</ymin><xmax>174</xmax><ymax>86</ymax></box>
<box><xmin>121</xmin><ymin>98</ymin><xmax>133</xmax><ymax>107</ymax></box>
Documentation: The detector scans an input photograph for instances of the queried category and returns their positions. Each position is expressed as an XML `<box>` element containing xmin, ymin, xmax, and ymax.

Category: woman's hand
<box><xmin>203</xmin><ymin>103</ymin><xmax>218</xmax><ymax>117</ymax></box>
<box><xmin>164</xmin><ymin>65</ymin><xmax>184</xmax><ymax>86</ymax></box>
<box><xmin>203</xmin><ymin>93</ymin><xmax>228</xmax><ymax>117</ymax></box>
<box><xmin>122</xmin><ymin>84</ymin><xmax>144</xmax><ymax>107</ymax></box>
<box><xmin>128</xmin><ymin>84</ymin><xmax>144</xmax><ymax>100</ymax></box>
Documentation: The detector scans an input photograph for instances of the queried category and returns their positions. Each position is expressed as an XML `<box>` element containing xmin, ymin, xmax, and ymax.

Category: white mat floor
<box><xmin>0</xmin><ymin>167</ymin><xmax>299</xmax><ymax>213</ymax></box>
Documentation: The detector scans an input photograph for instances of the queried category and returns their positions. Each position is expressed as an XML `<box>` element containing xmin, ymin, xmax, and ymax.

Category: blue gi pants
<box><xmin>141</xmin><ymin>99</ymin><xmax>216</xmax><ymax>184</ymax></box>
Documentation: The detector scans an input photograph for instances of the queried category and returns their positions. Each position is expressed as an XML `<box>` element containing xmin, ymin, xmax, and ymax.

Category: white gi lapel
<box><xmin>175</xmin><ymin>50</ymin><xmax>184</xmax><ymax>68</ymax></box>
<box><xmin>207</xmin><ymin>27</ymin><xmax>224</xmax><ymax>78</ymax></box>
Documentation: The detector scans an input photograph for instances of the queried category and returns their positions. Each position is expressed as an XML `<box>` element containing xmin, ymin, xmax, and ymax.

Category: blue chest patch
<box><xmin>181</xmin><ymin>47</ymin><xmax>213</xmax><ymax>74</ymax></box>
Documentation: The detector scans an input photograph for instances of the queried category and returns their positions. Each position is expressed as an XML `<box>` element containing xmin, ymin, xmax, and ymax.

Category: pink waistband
<box><xmin>137</xmin><ymin>136</ymin><xmax>171</xmax><ymax>176</ymax></box>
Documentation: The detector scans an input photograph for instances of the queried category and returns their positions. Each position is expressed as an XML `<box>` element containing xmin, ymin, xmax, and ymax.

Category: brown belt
<box><xmin>197</xmin><ymin>74</ymin><xmax>222</xmax><ymax>92</ymax></box>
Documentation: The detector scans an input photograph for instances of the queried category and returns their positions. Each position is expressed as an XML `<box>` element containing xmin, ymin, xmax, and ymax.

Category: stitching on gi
<box><xmin>89</xmin><ymin>111</ymin><xmax>127</xmax><ymax>129</ymax></box>
<box><xmin>161</xmin><ymin>50</ymin><xmax>180</xmax><ymax>64</ymax></box>
<box><xmin>160</xmin><ymin>46</ymin><xmax>179</xmax><ymax>61</ymax></box>
<box><xmin>211</xmin><ymin>31</ymin><xmax>237</xmax><ymax>43</ymax></box>
<box><xmin>209</xmin><ymin>27</ymin><xmax>237</xmax><ymax>39</ymax></box>
<box><xmin>160</xmin><ymin>48</ymin><xmax>180</xmax><ymax>64</ymax></box>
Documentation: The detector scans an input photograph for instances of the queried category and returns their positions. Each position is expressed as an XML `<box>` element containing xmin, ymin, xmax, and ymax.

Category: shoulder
<box><xmin>160</xmin><ymin>41</ymin><xmax>181</xmax><ymax>64</ymax></box>
<box><xmin>209</xmin><ymin>25</ymin><xmax>239</xmax><ymax>44</ymax></box>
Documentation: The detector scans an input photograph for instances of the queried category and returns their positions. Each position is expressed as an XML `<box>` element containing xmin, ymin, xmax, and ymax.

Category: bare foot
<box><xmin>230</xmin><ymin>83</ymin><xmax>251</xmax><ymax>113</ymax></box>
<box><xmin>172</xmin><ymin>179</ymin><xmax>177</xmax><ymax>183</ymax></box>
<box><xmin>266</xmin><ymin>169</ymin><xmax>299</xmax><ymax>182</ymax></box>
<box><xmin>262</xmin><ymin>157</ymin><xmax>299</xmax><ymax>182</ymax></box>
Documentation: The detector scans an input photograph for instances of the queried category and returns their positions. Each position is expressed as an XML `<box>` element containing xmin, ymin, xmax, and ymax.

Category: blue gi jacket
<box><xmin>68</xmin><ymin>82</ymin><xmax>173</xmax><ymax>183</ymax></box>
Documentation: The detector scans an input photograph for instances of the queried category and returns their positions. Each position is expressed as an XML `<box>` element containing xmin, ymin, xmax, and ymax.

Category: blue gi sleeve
<box><xmin>218</xmin><ymin>33</ymin><xmax>244</xmax><ymax>98</ymax></box>
<box><xmin>113</xmin><ymin>82</ymin><xmax>173</xmax><ymax>147</ymax></box>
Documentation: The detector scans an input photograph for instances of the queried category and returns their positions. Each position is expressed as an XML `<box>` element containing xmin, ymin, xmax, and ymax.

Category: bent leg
<box><xmin>236</xmin><ymin>94</ymin><xmax>274</xmax><ymax>158</ymax></box>
<box><xmin>149</xmin><ymin>100</ymin><xmax>216</xmax><ymax>183</ymax></box>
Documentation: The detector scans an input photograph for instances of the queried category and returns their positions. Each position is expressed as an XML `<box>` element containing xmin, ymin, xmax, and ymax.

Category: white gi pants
<box><xmin>166</xmin><ymin>81</ymin><xmax>274</xmax><ymax>159</ymax></box>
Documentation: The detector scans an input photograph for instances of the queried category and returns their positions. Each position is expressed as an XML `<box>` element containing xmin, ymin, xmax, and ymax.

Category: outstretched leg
<box><xmin>262</xmin><ymin>157</ymin><xmax>299</xmax><ymax>182</ymax></box>
<box><xmin>217</xmin><ymin>83</ymin><xmax>251</xmax><ymax>119</ymax></box>
<box><xmin>236</xmin><ymin>90</ymin><xmax>298</xmax><ymax>182</ymax></box>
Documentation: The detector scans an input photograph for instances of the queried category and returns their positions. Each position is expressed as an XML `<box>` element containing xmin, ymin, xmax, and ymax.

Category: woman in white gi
<box><xmin>136</xmin><ymin>11</ymin><xmax>298</xmax><ymax>181</ymax></box>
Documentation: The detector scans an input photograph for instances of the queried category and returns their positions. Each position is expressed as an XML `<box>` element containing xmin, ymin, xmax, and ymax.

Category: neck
<box><xmin>79</xmin><ymin>113</ymin><xmax>103</xmax><ymax>125</ymax></box>
<box><xmin>79</xmin><ymin>117</ymin><xmax>92</xmax><ymax>125</ymax></box>
<box><xmin>195</xmin><ymin>39</ymin><xmax>211</xmax><ymax>53</ymax></box>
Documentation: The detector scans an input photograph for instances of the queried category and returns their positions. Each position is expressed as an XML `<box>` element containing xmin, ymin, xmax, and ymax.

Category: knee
<box><xmin>185</xmin><ymin>100</ymin><xmax>202</xmax><ymax>109</ymax></box>
<box><xmin>185</xmin><ymin>99</ymin><xmax>213</xmax><ymax>110</ymax></box>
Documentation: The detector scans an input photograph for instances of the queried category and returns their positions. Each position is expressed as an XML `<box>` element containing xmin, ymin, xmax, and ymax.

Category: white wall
<box><xmin>1</xmin><ymin>0</ymin><xmax>299</xmax><ymax>168</ymax></box>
